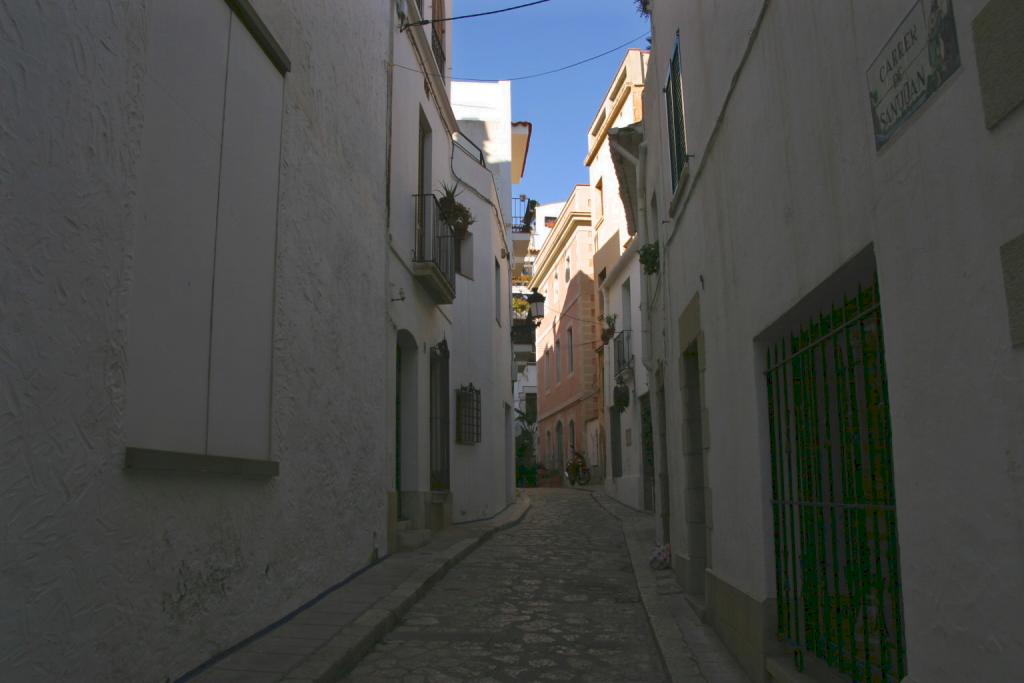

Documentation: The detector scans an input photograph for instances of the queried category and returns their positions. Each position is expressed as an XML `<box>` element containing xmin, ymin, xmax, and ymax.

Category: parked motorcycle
<box><xmin>564</xmin><ymin>449</ymin><xmax>592</xmax><ymax>486</ymax></box>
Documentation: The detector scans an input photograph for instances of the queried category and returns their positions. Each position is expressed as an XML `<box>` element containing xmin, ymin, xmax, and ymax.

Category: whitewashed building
<box><xmin>2</xmin><ymin>0</ymin><xmax>521</xmax><ymax>679</ymax></box>
<box><xmin>385</xmin><ymin>3</ymin><xmax>523</xmax><ymax>540</ymax></box>
<box><xmin>2</xmin><ymin>1</ymin><xmax>391</xmax><ymax>680</ymax></box>
<box><xmin>629</xmin><ymin>0</ymin><xmax>1024</xmax><ymax>681</ymax></box>
<box><xmin>449</xmin><ymin>80</ymin><xmax>527</xmax><ymax>520</ymax></box>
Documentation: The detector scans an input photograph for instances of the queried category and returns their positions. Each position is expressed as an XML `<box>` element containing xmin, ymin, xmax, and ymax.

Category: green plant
<box><xmin>437</xmin><ymin>181</ymin><xmax>476</xmax><ymax>235</ymax></box>
<box><xmin>600</xmin><ymin>314</ymin><xmax>617</xmax><ymax>345</ymax></box>
<box><xmin>514</xmin><ymin>408</ymin><xmax>539</xmax><ymax>487</ymax></box>
<box><xmin>632</xmin><ymin>0</ymin><xmax>650</xmax><ymax>17</ymax></box>
<box><xmin>639</xmin><ymin>242</ymin><xmax>660</xmax><ymax>274</ymax></box>
<box><xmin>613</xmin><ymin>382</ymin><xmax>630</xmax><ymax>410</ymax></box>
<box><xmin>512</xmin><ymin>296</ymin><xmax>530</xmax><ymax>318</ymax></box>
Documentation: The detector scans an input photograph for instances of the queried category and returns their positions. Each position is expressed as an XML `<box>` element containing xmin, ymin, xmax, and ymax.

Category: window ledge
<box><xmin>124</xmin><ymin>447</ymin><xmax>279</xmax><ymax>478</ymax></box>
<box><xmin>224</xmin><ymin>0</ymin><xmax>290</xmax><ymax>75</ymax></box>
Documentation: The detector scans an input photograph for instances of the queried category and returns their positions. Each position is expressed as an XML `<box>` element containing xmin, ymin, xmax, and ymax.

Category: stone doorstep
<box><xmin>273</xmin><ymin>492</ymin><xmax>532</xmax><ymax>682</ymax></box>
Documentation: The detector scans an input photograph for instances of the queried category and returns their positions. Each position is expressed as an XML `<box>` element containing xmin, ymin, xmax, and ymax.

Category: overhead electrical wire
<box><xmin>404</xmin><ymin>0</ymin><xmax>552</xmax><ymax>28</ymax></box>
<box><xmin>390</xmin><ymin>31</ymin><xmax>650</xmax><ymax>82</ymax></box>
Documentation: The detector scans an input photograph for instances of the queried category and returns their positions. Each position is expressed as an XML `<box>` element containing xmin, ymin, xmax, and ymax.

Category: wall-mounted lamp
<box><xmin>527</xmin><ymin>288</ymin><xmax>546</xmax><ymax>327</ymax></box>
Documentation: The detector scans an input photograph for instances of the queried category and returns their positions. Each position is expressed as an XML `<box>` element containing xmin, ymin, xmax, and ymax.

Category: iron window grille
<box><xmin>764</xmin><ymin>277</ymin><xmax>906</xmax><ymax>682</ymax></box>
<box><xmin>455</xmin><ymin>383</ymin><xmax>481</xmax><ymax>444</ymax></box>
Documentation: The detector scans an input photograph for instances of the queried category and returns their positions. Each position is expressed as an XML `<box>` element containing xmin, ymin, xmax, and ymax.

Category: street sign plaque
<box><xmin>867</xmin><ymin>0</ymin><xmax>961</xmax><ymax>150</ymax></box>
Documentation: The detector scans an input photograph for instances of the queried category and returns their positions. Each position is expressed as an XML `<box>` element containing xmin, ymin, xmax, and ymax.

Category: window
<box><xmin>457</xmin><ymin>231</ymin><xmax>473</xmax><ymax>278</ymax></box>
<box><xmin>555</xmin><ymin>338</ymin><xmax>561</xmax><ymax>382</ymax></box>
<box><xmin>621</xmin><ymin>279</ymin><xmax>632</xmax><ymax>330</ymax></box>
<box><xmin>431</xmin><ymin>0</ymin><xmax>447</xmax><ymax>74</ymax></box>
<box><xmin>495</xmin><ymin>257</ymin><xmax>502</xmax><ymax>325</ymax></box>
<box><xmin>525</xmin><ymin>393</ymin><xmax>537</xmax><ymax>423</ymax></box>
<box><xmin>567</xmin><ymin>327</ymin><xmax>574</xmax><ymax>373</ymax></box>
<box><xmin>565</xmin><ymin>255</ymin><xmax>571</xmax><ymax>283</ymax></box>
<box><xmin>665</xmin><ymin>37</ymin><xmax>688</xmax><ymax>192</ymax></box>
<box><xmin>764</xmin><ymin>276</ymin><xmax>905</xmax><ymax>682</ymax></box>
<box><xmin>416</xmin><ymin>110</ymin><xmax>432</xmax><ymax>257</ymax></box>
<box><xmin>455</xmin><ymin>383</ymin><xmax>481</xmax><ymax>444</ymax></box>
<box><xmin>126</xmin><ymin>0</ymin><xmax>287</xmax><ymax>462</ymax></box>
<box><xmin>568</xmin><ymin>419</ymin><xmax>576</xmax><ymax>454</ymax></box>
<box><xmin>594</xmin><ymin>178</ymin><xmax>604</xmax><ymax>223</ymax></box>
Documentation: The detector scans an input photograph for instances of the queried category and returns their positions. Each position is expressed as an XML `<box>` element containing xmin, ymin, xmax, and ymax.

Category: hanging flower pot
<box><xmin>600</xmin><ymin>314</ymin><xmax>617</xmax><ymax>346</ymax></box>
<box><xmin>639</xmin><ymin>242</ymin><xmax>660</xmax><ymax>275</ymax></box>
<box><xmin>437</xmin><ymin>181</ymin><xmax>476</xmax><ymax>236</ymax></box>
<box><xmin>613</xmin><ymin>382</ymin><xmax>630</xmax><ymax>410</ymax></box>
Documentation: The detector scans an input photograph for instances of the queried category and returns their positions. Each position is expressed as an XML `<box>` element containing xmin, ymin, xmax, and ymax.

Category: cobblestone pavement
<box><xmin>342</xmin><ymin>488</ymin><xmax>668</xmax><ymax>682</ymax></box>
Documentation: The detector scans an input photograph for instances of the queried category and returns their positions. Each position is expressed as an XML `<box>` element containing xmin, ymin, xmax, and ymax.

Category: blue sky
<box><xmin>452</xmin><ymin>1</ymin><xmax>650</xmax><ymax>205</ymax></box>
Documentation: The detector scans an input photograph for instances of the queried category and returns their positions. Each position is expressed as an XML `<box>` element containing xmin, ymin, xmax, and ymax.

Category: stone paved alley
<box><xmin>344</xmin><ymin>488</ymin><xmax>667</xmax><ymax>682</ymax></box>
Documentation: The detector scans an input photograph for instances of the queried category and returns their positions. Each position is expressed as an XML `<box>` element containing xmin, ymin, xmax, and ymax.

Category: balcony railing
<box><xmin>614</xmin><ymin>329</ymin><xmax>633</xmax><ymax>377</ymax></box>
<box><xmin>511</xmin><ymin>195</ymin><xmax>535</xmax><ymax>234</ymax></box>
<box><xmin>413</xmin><ymin>194</ymin><xmax>456</xmax><ymax>303</ymax></box>
<box><xmin>431</xmin><ymin>29</ymin><xmax>446</xmax><ymax>75</ymax></box>
<box><xmin>511</xmin><ymin>318</ymin><xmax>536</xmax><ymax>346</ymax></box>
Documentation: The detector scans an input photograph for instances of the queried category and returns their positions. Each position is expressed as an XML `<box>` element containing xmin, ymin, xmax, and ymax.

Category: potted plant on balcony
<box><xmin>613</xmin><ymin>382</ymin><xmax>630</xmax><ymax>411</ymax></box>
<box><xmin>600</xmin><ymin>314</ymin><xmax>617</xmax><ymax>346</ymax></box>
<box><xmin>437</xmin><ymin>181</ymin><xmax>475</xmax><ymax>237</ymax></box>
<box><xmin>639</xmin><ymin>241</ymin><xmax>659</xmax><ymax>275</ymax></box>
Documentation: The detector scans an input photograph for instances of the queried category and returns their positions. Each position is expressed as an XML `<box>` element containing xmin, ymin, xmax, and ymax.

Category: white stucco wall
<box><xmin>386</xmin><ymin>0</ymin><xmax>459</xmax><ymax>519</ymax></box>
<box><xmin>452</xmin><ymin>80</ymin><xmax>513</xmax><ymax>225</ymax></box>
<box><xmin>448</xmin><ymin>80</ymin><xmax>516</xmax><ymax>521</ymax></box>
<box><xmin>532</xmin><ymin>201</ymin><xmax>565</xmax><ymax>253</ymax></box>
<box><xmin>1</xmin><ymin>2</ymin><xmax>391</xmax><ymax>681</ymax></box>
<box><xmin>644</xmin><ymin>0</ymin><xmax>1024</xmax><ymax>679</ymax></box>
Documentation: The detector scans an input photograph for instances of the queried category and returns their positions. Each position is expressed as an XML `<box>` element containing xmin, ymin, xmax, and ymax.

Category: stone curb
<box><xmin>588</xmin><ymin>489</ymin><xmax>708</xmax><ymax>683</ymax></box>
<box><xmin>282</xmin><ymin>492</ymin><xmax>532</xmax><ymax>683</ymax></box>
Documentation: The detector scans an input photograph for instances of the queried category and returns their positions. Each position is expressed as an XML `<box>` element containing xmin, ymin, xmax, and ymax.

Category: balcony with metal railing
<box><xmin>413</xmin><ymin>194</ymin><xmax>456</xmax><ymax>304</ymax></box>
<box><xmin>510</xmin><ymin>195</ymin><xmax>535</xmax><ymax>235</ymax></box>
<box><xmin>614</xmin><ymin>329</ymin><xmax>633</xmax><ymax>378</ymax></box>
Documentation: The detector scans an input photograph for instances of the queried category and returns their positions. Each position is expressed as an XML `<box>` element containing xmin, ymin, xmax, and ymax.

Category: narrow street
<box><xmin>344</xmin><ymin>488</ymin><xmax>668</xmax><ymax>682</ymax></box>
<box><xmin>9</xmin><ymin>2</ymin><xmax>1022</xmax><ymax>680</ymax></box>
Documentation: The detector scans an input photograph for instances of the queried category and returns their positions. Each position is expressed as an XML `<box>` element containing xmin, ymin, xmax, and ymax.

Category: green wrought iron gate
<box><xmin>765</xmin><ymin>278</ymin><xmax>906</xmax><ymax>683</ymax></box>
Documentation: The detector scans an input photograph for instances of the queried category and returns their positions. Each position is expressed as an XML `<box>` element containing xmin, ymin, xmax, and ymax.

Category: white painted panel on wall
<box><xmin>126</xmin><ymin>0</ymin><xmax>230</xmax><ymax>453</ymax></box>
<box><xmin>205</xmin><ymin>15</ymin><xmax>284</xmax><ymax>459</ymax></box>
<box><xmin>146</xmin><ymin>0</ymin><xmax>232</xmax><ymax>140</ymax></box>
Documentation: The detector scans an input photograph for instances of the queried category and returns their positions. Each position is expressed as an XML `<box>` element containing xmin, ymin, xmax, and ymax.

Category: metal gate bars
<box><xmin>765</xmin><ymin>278</ymin><xmax>906</xmax><ymax>683</ymax></box>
